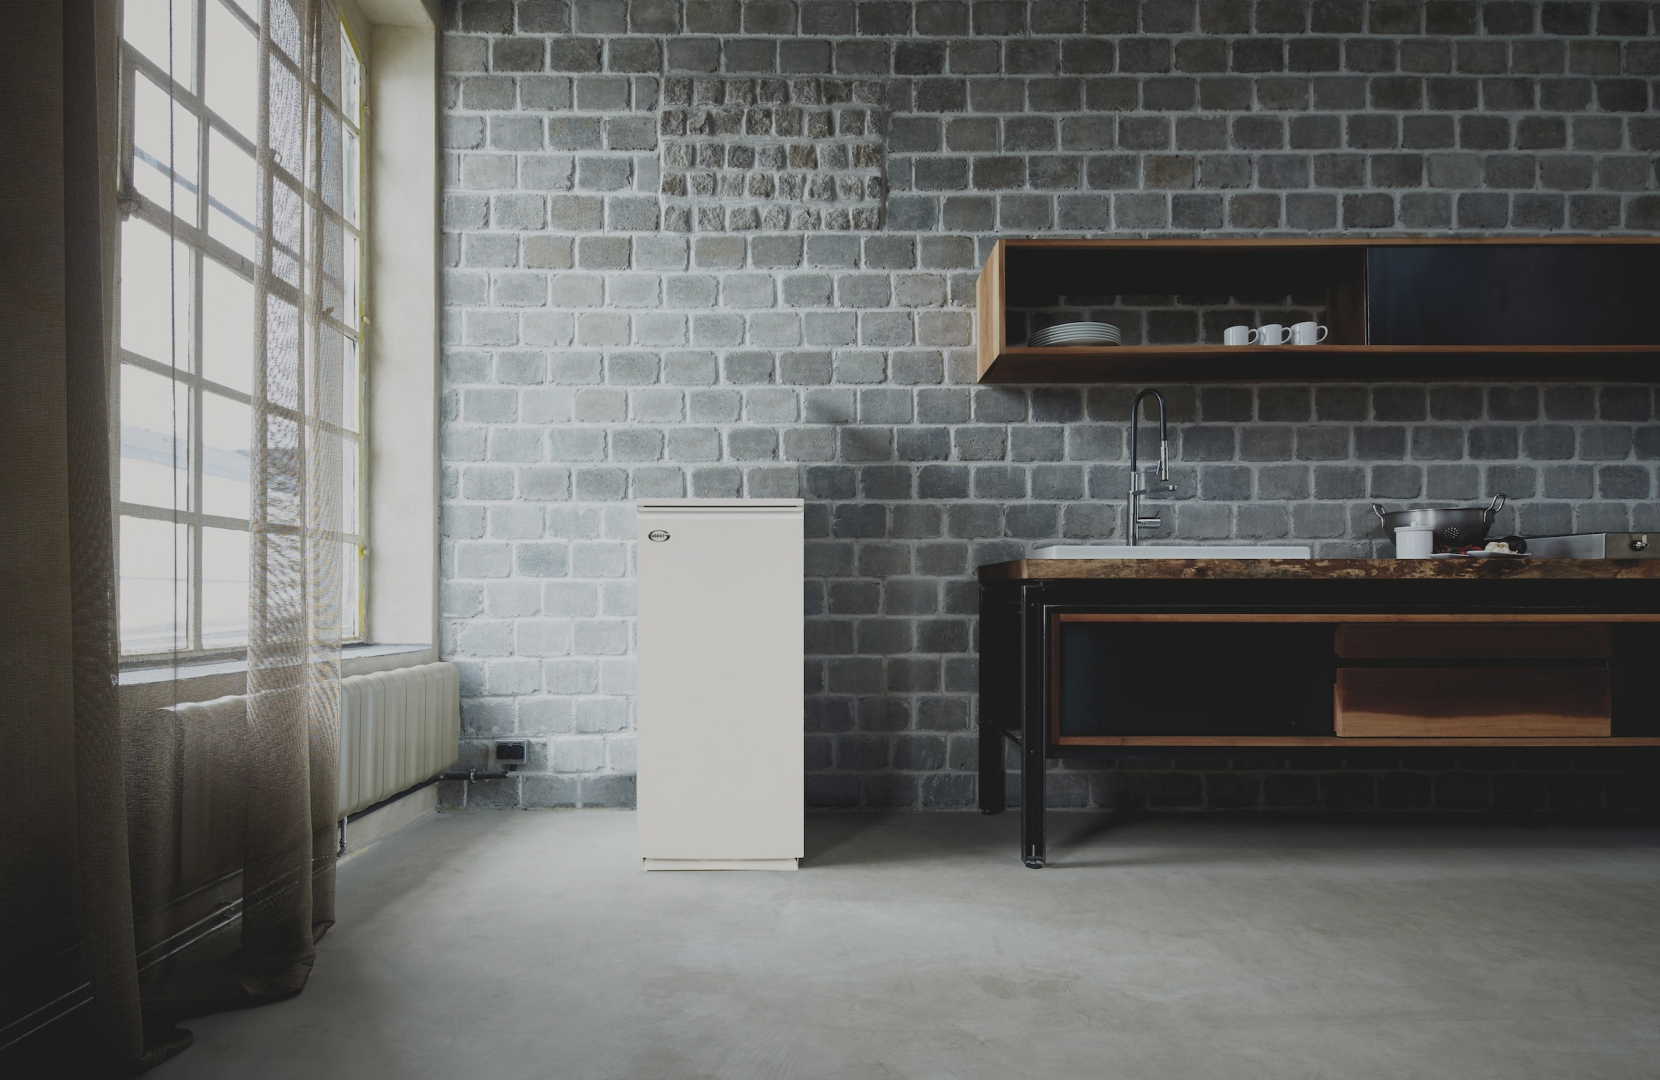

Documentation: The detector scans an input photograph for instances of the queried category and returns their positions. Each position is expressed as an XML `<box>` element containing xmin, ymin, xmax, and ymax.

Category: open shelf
<box><xmin>974</xmin><ymin>237</ymin><xmax>1660</xmax><ymax>384</ymax></box>
<box><xmin>1052</xmin><ymin>735</ymin><xmax>1660</xmax><ymax>747</ymax></box>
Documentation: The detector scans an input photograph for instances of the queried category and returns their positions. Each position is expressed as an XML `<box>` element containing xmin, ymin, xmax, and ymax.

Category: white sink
<box><xmin>1030</xmin><ymin>544</ymin><xmax>1312</xmax><ymax>559</ymax></box>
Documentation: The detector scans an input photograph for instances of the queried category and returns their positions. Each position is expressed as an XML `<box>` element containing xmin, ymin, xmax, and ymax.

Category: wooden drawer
<box><xmin>1335</xmin><ymin>667</ymin><xmax>1611</xmax><ymax>738</ymax></box>
<box><xmin>1336</xmin><ymin>624</ymin><xmax>1612</xmax><ymax>660</ymax></box>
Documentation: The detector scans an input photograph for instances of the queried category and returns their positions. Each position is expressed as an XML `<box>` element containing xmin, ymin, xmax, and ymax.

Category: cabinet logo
<box><xmin>647</xmin><ymin>530</ymin><xmax>670</xmax><ymax>542</ymax></box>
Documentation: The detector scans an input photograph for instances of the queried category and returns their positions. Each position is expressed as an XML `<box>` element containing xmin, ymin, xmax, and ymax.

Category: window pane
<box><xmin>208</xmin><ymin>128</ymin><xmax>256</xmax><ymax>258</ymax></box>
<box><xmin>319</xmin><ymin>108</ymin><xmax>343</xmax><ymax>216</ymax></box>
<box><xmin>205</xmin><ymin>0</ymin><xmax>257</xmax><ymax>138</ymax></box>
<box><xmin>120</xmin><ymin>362</ymin><xmax>191</xmax><ymax>510</ymax></box>
<box><xmin>342</xmin><ymin>128</ymin><xmax>360</xmax><ymax>228</ymax></box>
<box><xmin>123</xmin><ymin>0</ymin><xmax>195</xmax><ymax>88</ymax></box>
<box><xmin>340</xmin><ymin>541</ymin><xmax>359</xmax><ymax>640</ymax></box>
<box><xmin>272</xmin><ymin>177</ymin><xmax>304</xmax><ymax>288</ymax></box>
<box><xmin>268</xmin><ymin>53</ymin><xmax>304</xmax><ymax>174</ymax></box>
<box><xmin>201</xmin><ymin>257</ymin><xmax>253</xmax><ymax>393</ymax></box>
<box><xmin>342</xmin><ymin>437</ymin><xmax>358</xmax><ymax>534</ymax></box>
<box><xmin>263</xmin><ymin>294</ymin><xmax>301</xmax><ymax>412</ymax></box>
<box><xmin>261</xmin><ymin>413</ymin><xmax>302</xmax><ymax>527</ymax></box>
<box><xmin>201</xmin><ymin>526</ymin><xmax>249</xmax><ymax>647</ymax></box>
<box><xmin>132</xmin><ymin>74</ymin><xmax>199</xmax><ymax>221</ymax></box>
<box><xmin>120</xmin><ymin>515</ymin><xmax>189</xmax><ymax>653</ymax></box>
<box><xmin>343</xmin><ymin>231</ymin><xmax>358</xmax><ymax>323</ymax></box>
<box><xmin>202</xmin><ymin>391</ymin><xmax>251</xmax><ymax>519</ymax></box>
<box><xmin>119</xmin><ymin>217</ymin><xmax>193</xmax><ymax>366</ymax></box>
<box><xmin>340</xmin><ymin>26</ymin><xmax>360</xmax><ymax>118</ymax></box>
<box><xmin>341</xmin><ymin>335</ymin><xmax>358</xmax><ymax>432</ymax></box>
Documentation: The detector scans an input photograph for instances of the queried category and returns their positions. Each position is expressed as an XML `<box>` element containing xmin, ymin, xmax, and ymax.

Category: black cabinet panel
<box><xmin>1612</xmin><ymin>625</ymin><xmax>1660</xmax><ymax>737</ymax></box>
<box><xmin>1367</xmin><ymin>245</ymin><xmax>1659</xmax><ymax>346</ymax></box>
<box><xmin>1058</xmin><ymin>623</ymin><xmax>1334</xmax><ymax>737</ymax></box>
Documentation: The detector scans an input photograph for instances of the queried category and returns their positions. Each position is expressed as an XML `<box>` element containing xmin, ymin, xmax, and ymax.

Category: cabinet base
<box><xmin>642</xmin><ymin>858</ymin><xmax>799</xmax><ymax>872</ymax></box>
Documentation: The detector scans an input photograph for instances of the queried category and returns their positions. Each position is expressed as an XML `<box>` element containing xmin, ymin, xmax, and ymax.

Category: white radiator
<box><xmin>156</xmin><ymin>662</ymin><xmax>460</xmax><ymax>893</ymax></box>
<box><xmin>338</xmin><ymin>662</ymin><xmax>461</xmax><ymax>817</ymax></box>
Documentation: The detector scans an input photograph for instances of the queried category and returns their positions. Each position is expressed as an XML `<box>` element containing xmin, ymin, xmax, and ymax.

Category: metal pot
<box><xmin>1373</xmin><ymin>494</ymin><xmax>1506</xmax><ymax>549</ymax></box>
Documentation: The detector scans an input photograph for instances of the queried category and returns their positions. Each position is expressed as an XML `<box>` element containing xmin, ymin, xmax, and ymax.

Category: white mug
<box><xmin>1256</xmin><ymin>323</ymin><xmax>1287</xmax><ymax>345</ymax></box>
<box><xmin>1291</xmin><ymin>321</ymin><xmax>1329</xmax><ymax>345</ymax></box>
<box><xmin>1223</xmin><ymin>325</ymin><xmax>1258</xmax><ymax>346</ymax></box>
<box><xmin>1394</xmin><ymin>525</ymin><xmax>1434</xmax><ymax>559</ymax></box>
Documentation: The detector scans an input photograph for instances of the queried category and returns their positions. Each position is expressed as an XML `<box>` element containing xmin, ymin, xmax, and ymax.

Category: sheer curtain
<box><xmin>238</xmin><ymin>0</ymin><xmax>345</xmax><ymax>1000</ymax></box>
<box><xmin>0</xmin><ymin>0</ymin><xmax>345</xmax><ymax>1071</ymax></box>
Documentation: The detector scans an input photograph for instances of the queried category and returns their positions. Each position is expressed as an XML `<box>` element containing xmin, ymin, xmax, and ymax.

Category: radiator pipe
<box><xmin>337</xmin><ymin>768</ymin><xmax>515</xmax><ymax>856</ymax></box>
<box><xmin>340</xmin><ymin>769</ymin><xmax>514</xmax><ymax>837</ymax></box>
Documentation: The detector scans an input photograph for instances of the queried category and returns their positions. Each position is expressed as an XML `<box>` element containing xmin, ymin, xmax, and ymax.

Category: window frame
<box><xmin>113</xmin><ymin>0</ymin><xmax>369</xmax><ymax>665</ymax></box>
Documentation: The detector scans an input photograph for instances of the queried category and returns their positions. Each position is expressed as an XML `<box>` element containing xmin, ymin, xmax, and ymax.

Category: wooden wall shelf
<box><xmin>974</xmin><ymin>237</ymin><xmax>1660</xmax><ymax>384</ymax></box>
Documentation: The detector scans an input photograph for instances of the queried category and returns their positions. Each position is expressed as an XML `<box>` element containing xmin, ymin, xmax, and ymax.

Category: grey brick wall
<box><xmin>436</xmin><ymin>0</ymin><xmax>1660</xmax><ymax>813</ymax></box>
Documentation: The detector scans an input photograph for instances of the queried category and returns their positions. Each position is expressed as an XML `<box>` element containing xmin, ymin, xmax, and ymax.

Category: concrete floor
<box><xmin>153</xmin><ymin>810</ymin><xmax>1660</xmax><ymax>1080</ymax></box>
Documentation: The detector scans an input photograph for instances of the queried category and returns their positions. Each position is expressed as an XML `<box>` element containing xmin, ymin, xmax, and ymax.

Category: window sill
<box><xmin>118</xmin><ymin>643</ymin><xmax>434</xmax><ymax>686</ymax></box>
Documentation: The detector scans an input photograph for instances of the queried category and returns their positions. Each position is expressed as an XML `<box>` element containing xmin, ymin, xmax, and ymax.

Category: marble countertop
<box><xmin>977</xmin><ymin>558</ymin><xmax>1660</xmax><ymax>583</ymax></box>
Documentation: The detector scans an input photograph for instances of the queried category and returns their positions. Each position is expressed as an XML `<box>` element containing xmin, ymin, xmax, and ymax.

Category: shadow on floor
<box><xmin>1038</xmin><ymin>810</ymin><xmax>1660</xmax><ymax>868</ymax></box>
<box><xmin>804</xmin><ymin>811</ymin><xmax>1013</xmax><ymax>868</ymax></box>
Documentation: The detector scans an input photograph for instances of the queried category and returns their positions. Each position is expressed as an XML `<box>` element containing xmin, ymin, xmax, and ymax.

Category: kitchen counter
<box><xmin>977</xmin><ymin>556</ymin><xmax>1660</xmax><ymax>867</ymax></box>
<box><xmin>979</xmin><ymin>557</ymin><xmax>1660</xmax><ymax>583</ymax></box>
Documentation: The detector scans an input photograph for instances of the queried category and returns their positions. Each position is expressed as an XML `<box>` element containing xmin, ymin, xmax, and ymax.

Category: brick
<box><xmin>429</xmin><ymin>3</ymin><xmax>1657</xmax><ymax>811</ymax></box>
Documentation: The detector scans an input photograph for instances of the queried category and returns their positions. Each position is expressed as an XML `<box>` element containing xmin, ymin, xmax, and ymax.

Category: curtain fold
<box><xmin>62</xmin><ymin>0</ymin><xmax>157</xmax><ymax>1067</ymax></box>
<box><xmin>233</xmin><ymin>0</ymin><xmax>343</xmax><ymax>1001</ymax></box>
<box><xmin>2</xmin><ymin>0</ymin><xmax>344</xmax><ymax>1071</ymax></box>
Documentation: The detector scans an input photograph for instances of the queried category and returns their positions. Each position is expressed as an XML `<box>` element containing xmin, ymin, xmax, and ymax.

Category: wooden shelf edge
<box><xmin>999</xmin><ymin>344</ymin><xmax>1660</xmax><ymax>355</ymax></box>
<box><xmin>1050</xmin><ymin>613</ymin><xmax>1660</xmax><ymax>622</ymax></box>
<box><xmin>978</xmin><ymin>346</ymin><xmax>1660</xmax><ymax>384</ymax></box>
<box><xmin>1053</xmin><ymin>736</ymin><xmax>1660</xmax><ymax>747</ymax></box>
<box><xmin>992</xmin><ymin>237</ymin><xmax>1660</xmax><ymax>250</ymax></box>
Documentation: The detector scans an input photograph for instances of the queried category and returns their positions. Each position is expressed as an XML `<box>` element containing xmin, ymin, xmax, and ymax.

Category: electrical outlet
<box><xmin>494</xmin><ymin>741</ymin><xmax>527</xmax><ymax>766</ymax></box>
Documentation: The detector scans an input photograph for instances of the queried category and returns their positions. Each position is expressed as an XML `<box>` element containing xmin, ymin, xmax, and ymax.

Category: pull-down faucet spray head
<box><xmin>1130</xmin><ymin>388</ymin><xmax>1169</xmax><ymax>482</ymax></box>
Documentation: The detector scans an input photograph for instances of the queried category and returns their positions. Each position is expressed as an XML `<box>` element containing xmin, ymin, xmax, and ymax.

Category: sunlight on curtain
<box><xmin>114</xmin><ymin>0</ymin><xmax>349</xmax><ymax>1034</ymax></box>
<box><xmin>236</xmin><ymin>0</ymin><xmax>346</xmax><ymax>995</ymax></box>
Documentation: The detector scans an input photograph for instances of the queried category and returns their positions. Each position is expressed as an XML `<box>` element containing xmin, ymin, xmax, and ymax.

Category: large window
<box><xmin>116</xmin><ymin>0</ymin><xmax>366</xmax><ymax>658</ymax></box>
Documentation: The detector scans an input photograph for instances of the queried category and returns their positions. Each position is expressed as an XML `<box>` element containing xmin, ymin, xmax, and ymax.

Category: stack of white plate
<box><xmin>1027</xmin><ymin>321</ymin><xmax>1122</xmax><ymax>348</ymax></box>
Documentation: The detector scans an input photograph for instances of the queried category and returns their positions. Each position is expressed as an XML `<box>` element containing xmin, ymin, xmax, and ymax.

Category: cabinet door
<box><xmin>1366</xmin><ymin>245</ymin><xmax>1658</xmax><ymax>346</ymax></box>
<box><xmin>636</xmin><ymin>505</ymin><xmax>803</xmax><ymax>861</ymax></box>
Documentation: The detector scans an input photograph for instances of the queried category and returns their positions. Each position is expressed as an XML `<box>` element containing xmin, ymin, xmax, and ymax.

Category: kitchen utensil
<box><xmin>1523</xmin><ymin>533</ymin><xmax>1656</xmax><ymax>559</ymax></box>
<box><xmin>1028</xmin><ymin>321</ymin><xmax>1122</xmax><ymax>348</ymax></box>
<box><xmin>1372</xmin><ymin>494</ymin><xmax>1506</xmax><ymax>549</ymax></box>
<box><xmin>1291</xmin><ymin>321</ymin><xmax>1328</xmax><ymax>345</ymax></box>
<box><xmin>1393</xmin><ymin>525</ymin><xmax>1433</xmax><ymax>559</ymax></box>
<box><xmin>1257</xmin><ymin>323</ymin><xmax>1287</xmax><ymax>345</ymax></box>
<box><xmin>1223</xmin><ymin>325</ymin><xmax>1258</xmax><ymax>346</ymax></box>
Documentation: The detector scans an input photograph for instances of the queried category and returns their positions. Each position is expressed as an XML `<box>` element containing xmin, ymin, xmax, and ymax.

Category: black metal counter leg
<box><xmin>1020</xmin><ymin>726</ymin><xmax>1046</xmax><ymax>867</ymax></box>
<box><xmin>978</xmin><ymin>713</ymin><xmax>1005</xmax><ymax>814</ymax></box>
<box><xmin>1019</xmin><ymin>585</ymin><xmax>1047</xmax><ymax>868</ymax></box>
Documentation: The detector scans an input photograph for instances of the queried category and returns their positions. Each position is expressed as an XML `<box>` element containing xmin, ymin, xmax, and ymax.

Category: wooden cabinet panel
<box><xmin>1335</xmin><ymin>667</ymin><xmax>1611</xmax><ymax>738</ymax></box>
<box><xmin>1335</xmin><ymin>624</ymin><xmax>1612</xmax><ymax>660</ymax></box>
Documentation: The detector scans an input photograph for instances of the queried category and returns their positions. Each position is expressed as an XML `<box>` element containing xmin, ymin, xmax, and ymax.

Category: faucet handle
<box><xmin>1135</xmin><ymin>469</ymin><xmax>1175</xmax><ymax>495</ymax></box>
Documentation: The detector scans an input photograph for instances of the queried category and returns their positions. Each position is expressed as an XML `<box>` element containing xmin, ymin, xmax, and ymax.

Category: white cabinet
<box><xmin>635</xmin><ymin>499</ymin><xmax>803</xmax><ymax>870</ymax></box>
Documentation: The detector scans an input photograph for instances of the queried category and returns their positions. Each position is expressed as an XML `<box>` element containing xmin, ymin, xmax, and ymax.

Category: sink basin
<box><xmin>1030</xmin><ymin>545</ymin><xmax>1312</xmax><ymax>559</ymax></box>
